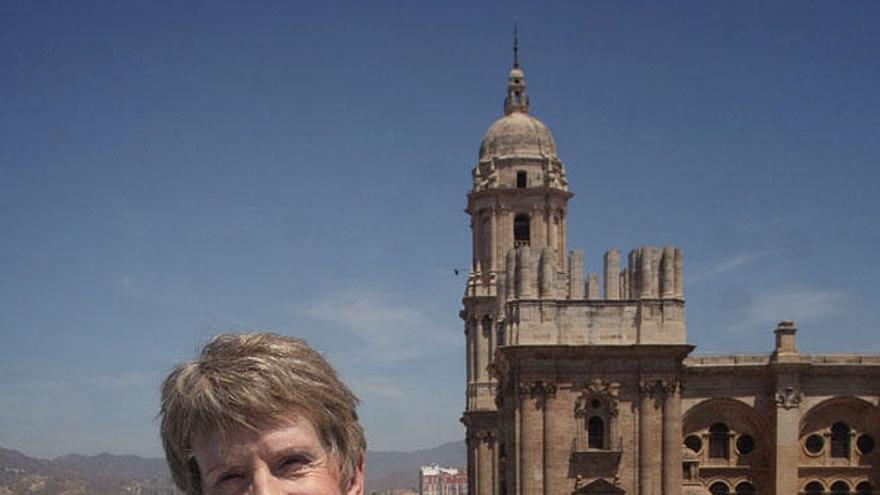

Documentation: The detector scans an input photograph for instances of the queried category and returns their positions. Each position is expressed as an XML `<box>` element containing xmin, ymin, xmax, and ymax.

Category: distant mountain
<box><xmin>0</xmin><ymin>447</ymin><xmax>177</xmax><ymax>494</ymax></box>
<box><xmin>0</xmin><ymin>440</ymin><xmax>466</xmax><ymax>494</ymax></box>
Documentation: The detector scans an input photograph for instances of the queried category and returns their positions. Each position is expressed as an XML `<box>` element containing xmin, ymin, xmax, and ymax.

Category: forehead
<box><xmin>192</xmin><ymin>414</ymin><xmax>322</xmax><ymax>467</ymax></box>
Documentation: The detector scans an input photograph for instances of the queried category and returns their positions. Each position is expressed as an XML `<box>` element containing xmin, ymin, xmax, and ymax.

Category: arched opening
<box><xmin>831</xmin><ymin>481</ymin><xmax>851</xmax><ymax>495</ymax></box>
<box><xmin>805</xmin><ymin>482</ymin><xmax>824</xmax><ymax>495</ymax></box>
<box><xmin>514</xmin><ymin>214</ymin><xmax>530</xmax><ymax>247</ymax></box>
<box><xmin>856</xmin><ymin>482</ymin><xmax>873</xmax><ymax>495</ymax></box>
<box><xmin>831</xmin><ymin>422</ymin><xmax>851</xmax><ymax>458</ymax></box>
<box><xmin>735</xmin><ymin>482</ymin><xmax>755</xmax><ymax>495</ymax></box>
<box><xmin>709</xmin><ymin>423</ymin><xmax>730</xmax><ymax>459</ymax></box>
<box><xmin>709</xmin><ymin>482</ymin><xmax>730</xmax><ymax>495</ymax></box>
<box><xmin>588</xmin><ymin>416</ymin><xmax>605</xmax><ymax>449</ymax></box>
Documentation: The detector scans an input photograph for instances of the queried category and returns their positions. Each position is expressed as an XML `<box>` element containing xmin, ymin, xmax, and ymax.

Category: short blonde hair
<box><xmin>159</xmin><ymin>332</ymin><xmax>365</xmax><ymax>494</ymax></box>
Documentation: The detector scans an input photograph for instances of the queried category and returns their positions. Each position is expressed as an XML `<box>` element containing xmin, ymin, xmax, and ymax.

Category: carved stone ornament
<box><xmin>639</xmin><ymin>379</ymin><xmax>678</xmax><ymax>397</ymax></box>
<box><xmin>544</xmin><ymin>159</ymin><xmax>568</xmax><ymax>190</ymax></box>
<box><xmin>518</xmin><ymin>380</ymin><xmax>557</xmax><ymax>409</ymax></box>
<box><xmin>775</xmin><ymin>386</ymin><xmax>802</xmax><ymax>409</ymax></box>
<box><xmin>475</xmin><ymin>430</ymin><xmax>496</xmax><ymax>442</ymax></box>
<box><xmin>471</xmin><ymin>159</ymin><xmax>499</xmax><ymax>192</ymax></box>
<box><xmin>574</xmin><ymin>378</ymin><xmax>620</xmax><ymax>418</ymax></box>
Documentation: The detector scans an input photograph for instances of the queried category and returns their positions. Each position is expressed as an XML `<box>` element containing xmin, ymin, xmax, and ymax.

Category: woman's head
<box><xmin>159</xmin><ymin>333</ymin><xmax>365</xmax><ymax>495</ymax></box>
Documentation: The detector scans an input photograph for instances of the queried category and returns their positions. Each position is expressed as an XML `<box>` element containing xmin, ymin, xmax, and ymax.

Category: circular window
<box><xmin>590</xmin><ymin>399</ymin><xmax>602</xmax><ymax>409</ymax></box>
<box><xmin>805</xmin><ymin>434</ymin><xmax>825</xmax><ymax>454</ymax></box>
<box><xmin>684</xmin><ymin>434</ymin><xmax>702</xmax><ymax>453</ymax></box>
<box><xmin>857</xmin><ymin>434</ymin><xmax>875</xmax><ymax>455</ymax></box>
<box><xmin>736</xmin><ymin>435</ymin><xmax>755</xmax><ymax>455</ymax></box>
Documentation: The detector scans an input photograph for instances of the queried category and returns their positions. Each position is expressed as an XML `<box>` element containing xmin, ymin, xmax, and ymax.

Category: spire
<box><xmin>513</xmin><ymin>22</ymin><xmax>520</xmax><ymax>69</ymax></box>
<box><xmin>504</xmin><ymin>24</ymin><xmax>528</xmax><ymax>115</ymax></box>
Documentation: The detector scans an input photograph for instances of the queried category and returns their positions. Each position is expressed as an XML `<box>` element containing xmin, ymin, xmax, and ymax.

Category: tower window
<box><xmin>831</xmin><ymin>422</ymin><xmax>851</xmax><ymax>458</ymax></box>
<box><xmin>516</xmin><ymin>171</ymin><xmax>527</xmax><ymax>188</ymax></box>
<box><xmin>857</xmin><ymin>434</ymin><xmax>875</xmax><ymax>454</ymax></box>
<box><xmin>709</xmin><ymin>423</ymin><xmax>730</xmax><ymax>459</ymax></box>
<box><xmin>588</xmin><ymin>416</ymin><xmax>605</xmax><ymax>449</ymax></box>
<box><xmin>514</xmin><ymin>214</ymin><xmax>530</xmax><ymax>247</ymax></box>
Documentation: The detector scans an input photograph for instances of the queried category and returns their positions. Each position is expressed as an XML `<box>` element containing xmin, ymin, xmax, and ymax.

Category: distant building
<box><xmin>420</xmin><ymin>465</ymin><xmax>467</xmax><ymax>495</ymax></box>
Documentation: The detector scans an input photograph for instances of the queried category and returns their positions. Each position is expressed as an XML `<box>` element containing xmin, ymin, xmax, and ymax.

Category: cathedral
<box><xmin>460</xmin><ymin>49</ymin><xmax>880</xmax><ymax>495</ymax></box>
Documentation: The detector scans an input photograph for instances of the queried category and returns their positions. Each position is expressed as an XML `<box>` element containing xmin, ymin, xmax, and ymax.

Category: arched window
<box><xmin>588</xmin><ymin>416</ymin><xmax>604</xmax><ymax>449</ymax></box>
<box><xmin>856</xmin><ymin>482</ymin><xmax>873</xmax><ymax>495</ymax></box>
<box><xmin>735</xmin><ymin>482</ymin><xmax>755</xmax><ymax>495</ymax></box>
<box><xmin>514</xmin><ymin>214</ymin><xmax>530</xmax><ymax>247</ymax></box>
<box><xmin>805</xmin><ymin>482</ymin><xmax>824</xmax><ymax>495</ymax></box>
<box><xmin>709</xmin><ymin>482</ymin><xmax>730</xmax><ymax>495</ymax></box>
<box><xmin>831</xmin><ymin>422</ymin><xmax>851</xmax><ymax>458</ymax></box>
<box><xmin>709</xmin><ymin>423</ymin><xmax>730</xmax><ymax>459</ymax></box>
<box><xmin>831</xmin><ymin>481</ymin><xmax>851</xmax><ymax>495</ymax></box>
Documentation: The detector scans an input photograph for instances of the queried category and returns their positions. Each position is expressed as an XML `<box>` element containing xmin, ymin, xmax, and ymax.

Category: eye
<box><xmin>276</xmin><ymin>454</ymin><xmax>312</xmax><ymax>477</ymax></box>
<box><xmin>217</xmin><ymin>471</ymin><xmax>245</xmax><ymax>484</ymax></box>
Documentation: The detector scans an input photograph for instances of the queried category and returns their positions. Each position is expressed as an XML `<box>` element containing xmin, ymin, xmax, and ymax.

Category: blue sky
<box><xmin>1</xmin><ymin>1</ymin><xmax>878</xmax><ymax>458</ymax></box>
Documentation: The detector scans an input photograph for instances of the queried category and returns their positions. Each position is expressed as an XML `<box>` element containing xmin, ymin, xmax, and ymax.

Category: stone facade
<box><xmin>461</xmin><ymin>57</ymin><xmax>880</xmax><ymax>495</ymax></box>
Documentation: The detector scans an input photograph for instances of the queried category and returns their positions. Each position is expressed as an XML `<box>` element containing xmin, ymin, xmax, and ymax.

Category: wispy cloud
<box><xmin>347</xmin><ymin>376</ymin><xmax>407</xmax><ymax>404</ymax></box>
<box><xmin>727</xmin><ymin>286</ymin><xmax>847</xmax><ymax>334</ymax></box>
<box><xmin>691</xmin><ymin>250</ymin><xmax>773</xmax><ymax>284</ymax></box>
<box><xmin>294</xmin><ymin>288</ymin><xmax>459</xmax><ymax>366</ymax></box>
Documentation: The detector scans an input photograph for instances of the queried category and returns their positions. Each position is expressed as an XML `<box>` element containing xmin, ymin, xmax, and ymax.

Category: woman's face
<box><xmin>192</xmin><ymin>415</ymin><xmax>363</xmax><ymax>495</ymax></box>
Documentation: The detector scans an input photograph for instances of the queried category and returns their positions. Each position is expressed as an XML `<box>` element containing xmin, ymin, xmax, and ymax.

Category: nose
<box><xmin>249</xmin><ymin>465</ymin><xmax>284</xmax><ymax>495</ymax></box>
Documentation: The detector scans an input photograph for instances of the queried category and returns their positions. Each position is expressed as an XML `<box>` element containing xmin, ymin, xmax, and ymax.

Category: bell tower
<box><xmin>462</xmin><ymin>35</ymin><xmax>572</xmax><ymax>495</ymax></box>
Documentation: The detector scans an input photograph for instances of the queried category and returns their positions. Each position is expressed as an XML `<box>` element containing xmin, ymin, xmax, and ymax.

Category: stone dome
<box><xmin>478</xmin><ymin>112</ymin><xmax>557</xmax><ymax>160</ymax></box>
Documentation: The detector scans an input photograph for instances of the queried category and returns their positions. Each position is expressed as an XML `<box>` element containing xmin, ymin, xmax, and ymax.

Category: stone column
<box><xmin>773</xmin><ymin>381</ymin><xmax>802</xmax><ymax>495</ymax></box>
<box><xmin>542</xmin><ymin>383</ymin><xmax>557</xmax><ymax>495</ymax></box>
<box><xmin>569</xmin><ymin>249</ymin><xmax>585</xmax><ymax>300</ymax></box>
<box><xmin>501</xmin><ymin>208</ymin><xmax>512</xmax><ymax>260</ymax></box>
<box><xmin>673</xmin><ymin>249</ymin><xmax>683</xmax><ymax>298</ymax></box>
<box><xmin>604</xmin><ymin>249</ymin><xmax>620</xmax><ymax>300</ymax></box>
<box><xmin>478</xmin><ymin>432</ymin><xmax>494</xmax><ymax>495</ymax></box>
<box><xmin>468</xmin><ymin>432</ymin><xmax>478</xmax><ymax>495</ymax></box>
<box><xmin>639</xmin><ymin>381</ymin><xmax>661</xmax><ymax>495</ymax></box>
<box><xmin>490</xmin><ymin>208</ymin><xmax>498</xmax><ymax>272</ymax></box>
<box><xmin>662</xmin><ymin>247</ymin><xmax>675</xmax><ymax>299</ymax></box>
<box><xmin>487</xmin><ymin>317</ymin><xmax>495</xmax><ymax>370</ymax></box>
<box><xmin>772</xmin><ymin>322</ymin><xmax>802</xmax><ymax>495</ymax></box>
<box><xmin>474</xmin><ymin>319</ymin><xmax>484</xmax><ymax>384</ymax></box>
<box><xmin>661</xmin><ymin>382</ymin><xmax>682</xmax><ymax>495</ymax></box>
<box><xmin>466</xmin><ymin>321</ymin><xmax>473</xmax><ymax>385</ymax></box>
<box><xmin>520</xmin><ymin>381</ymin><xmax>545</xmax><ymax>495</ymax></box>
<box><xmin>559</xmin><ymin>211</ymin><xmax>567</xmax><ymax>266</ymax></box>
<box><xmin>473</xmin><ymin>215</ymin><xmax>481</xmax><ymax>272</ymax></box>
